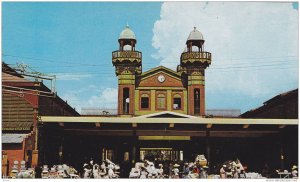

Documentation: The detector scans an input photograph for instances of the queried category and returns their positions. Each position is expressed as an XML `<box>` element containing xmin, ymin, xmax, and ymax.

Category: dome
<box><xmin>187</xmin><ymin>27</ymin><xmax>204</xmax><ymax>41</ymax></box>
<box><xmin>119</xmin><ymin>25</ymin><xmax>136</xmax><ymax>40</ymax></box>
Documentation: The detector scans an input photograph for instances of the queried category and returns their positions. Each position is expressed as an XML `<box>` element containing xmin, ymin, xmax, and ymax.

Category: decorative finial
<box><xmin>194</xmin><ymin>27</ymin><xmax>196</xmax><ymax>31</ymax></box>
<box><xmin>126</xmin><ymin>22</ymin><xmax>129</xmax><ymax>28</ymax></box>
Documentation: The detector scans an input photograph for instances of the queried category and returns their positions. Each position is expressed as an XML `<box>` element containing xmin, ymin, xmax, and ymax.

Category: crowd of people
<box><xmin>128</xmin><ymin>154</ymin><xmax>211</xmax><ymax>178</ymax></box>
<box><xmin>82</xmin><ymin>158</ymin><xmax>120</xmax><ymax>178</ymax></box>
<box><xmin>8</xmin><ymin>160</ymin><xmax>79</xmax><ymax>179</ymax></box>
<box><xmin>219</xmin><ymin>159</ymin><xmax>246</xmax><ymax>178</ymax></box>
<box><xmin>7</xmin><ymin>157</ymin><xmax>298</xmax><ymax>179</ymax></box>
<box><xmin>10</xmin><ymin>160</ymin><xmax>35</xmax><ymax>178</ymax></box>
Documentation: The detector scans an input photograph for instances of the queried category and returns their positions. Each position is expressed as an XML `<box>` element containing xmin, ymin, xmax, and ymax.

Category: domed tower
<box><xmin>177</xmin><ymin>27</ymin><xmax>212</xmax><ymax>116</ymax></box>
<box><xmin>112</xmin><ymin>25</ymin><xmax>142</xmax><ymax>115</ymax></box>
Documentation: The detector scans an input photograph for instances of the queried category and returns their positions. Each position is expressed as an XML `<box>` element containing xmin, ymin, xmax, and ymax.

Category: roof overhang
<box><xmin>40</xmin><ymin>116</ymin><xmax>298</xmax><ymax>125</ymax></box>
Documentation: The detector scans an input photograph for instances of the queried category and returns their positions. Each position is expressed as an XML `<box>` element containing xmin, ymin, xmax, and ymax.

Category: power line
<box><xmin>3</xmin><ymin>53</ymin><xmax>298</xmax><ymax>67</ymax></box>
<box><xmin>2</xmin><ymin>54</ymin><xmax>107</xmax><ymax>67</ymax></box>
<box><xmin>44</xmin><ymin>63</ymin><xmax>298</xmax><ymax>74</ymax></box>
<box><xmin>3</xmin><ymin>54</ymin><xmax>298</xmax><ymax>77</ymax></box>
<box><xmin>4</xmin><ymin>58</ymin><xmax>296</xmax><ymax>73</ymax></box>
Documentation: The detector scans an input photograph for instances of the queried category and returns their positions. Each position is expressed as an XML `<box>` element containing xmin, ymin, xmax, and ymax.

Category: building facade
<box><xmin>112</xmin><ymin>26</ymin><xmax>211</xmax><ymax>116</ymax></box>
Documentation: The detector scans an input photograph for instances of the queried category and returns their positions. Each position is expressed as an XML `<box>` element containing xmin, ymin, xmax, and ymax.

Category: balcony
<box><xmin>112</xmin><ymin>51</ymin><xmax>142</xmax><ymax>64</ymax></box>
<box><xmin>180</xmin><ymin>52</ymin><xmax>211</xmax><ymax>65</ymax></box>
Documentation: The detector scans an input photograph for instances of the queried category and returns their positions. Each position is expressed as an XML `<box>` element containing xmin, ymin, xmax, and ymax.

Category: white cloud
<box><xmin>86</xmin><ymin>88</ymin><xmax>118</xmax><ymax>109</ymax></box>
<box><xmin>152</xmin><ymin>2</ymin><xmax>298</xmax><ymax>101</ymax></box>
<box><xmin>60</xmin><ymin>86</ymin><xmax>118</xmax><ymax>114</ymax></box>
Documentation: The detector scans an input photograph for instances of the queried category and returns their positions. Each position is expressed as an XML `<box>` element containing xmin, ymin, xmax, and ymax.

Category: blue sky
<box><xmin>2</xmin><ymin>2</ymin><xmax>299</xmax><ymax>114</ymax></box>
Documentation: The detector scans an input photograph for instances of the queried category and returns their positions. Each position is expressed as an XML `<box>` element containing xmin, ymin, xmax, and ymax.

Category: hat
<box><xmin>11</xmin><ymin>168</ymin><xmax>18</xmax><ymax>173</ymax></box>
<box><xmin>57</xmin><ymin>165</ymin><xmax>63</xmax><ymax>172</ymax></box>
<box><xmin>42</xmin><ymin>165</ymin><xmax>49</xmax><ymax>173</ymax></box>
<box><xmin>292</xmin><ymin>165</ymin><xmax>298</xmax><ymax>170</ymax></box>
<box><xmin>173</xmin><ymin>164</ymin><xmax>180</xmax><ymax>168</ymax></box>
<box><xmin>223</xmin><ymin>165</ymin><xmax>227</xmax><ymax>168</ymax></box>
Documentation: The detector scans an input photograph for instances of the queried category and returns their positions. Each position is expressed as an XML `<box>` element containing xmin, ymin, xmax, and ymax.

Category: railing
<box><xmin>81</xmin><ymin>108</ymin><xmax>118</xmax><ymax>116</ymax></box>
<box><xmin>112</xmin><ymin>51</ymin><xmax>142</xmax><ymax>59</ymax></box>
<box><xmin>181</xmin><ymin>51</ymin><xmax>211</xmax><ymax>61</ymax></box>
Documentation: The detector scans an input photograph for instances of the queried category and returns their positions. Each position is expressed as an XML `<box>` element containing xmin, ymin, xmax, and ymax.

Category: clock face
<box><xmin>157</xmin><ymin>75</ymin><xmax>165</xmax><ymax>83</ymax></box>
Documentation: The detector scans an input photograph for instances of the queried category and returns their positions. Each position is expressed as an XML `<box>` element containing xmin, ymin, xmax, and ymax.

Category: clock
<box><xmin>157</xmin><ymin>75</ymin><xmax>165</xmax><ymax>83</ymax></box>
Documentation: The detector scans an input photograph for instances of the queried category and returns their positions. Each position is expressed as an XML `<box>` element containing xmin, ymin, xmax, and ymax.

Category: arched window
<box><xmin>123</xmin><ymin>88</ymin><xmax>130</xmax><ymax>114</ymax></box>
<box><xmin>194</xmin><ymin>89</ymin><xmax>200</xmax><ymax>115</ymax></box>
<box><xmin>141</xmin><ymin>93</ymin><xmax>149</xmax><ymax>109</ymax></box>
<box><xmin>123</xmin><ymin>45</ymin><xmax>133</xmax><ymax>51</ymax></box>
<box><xmin>157</xmin><ymin>93</ymin><xmax>166</xmax><ymax>110</ymax></box>
<box><xmin>191</xmin><ymin>45</ymin><xmax>200</xmax><ymax>52</ymax></box>
<box><xmin>173</xmin><ymin>94</ymin><xmax>182</xmax><ymax>110</ymax></box>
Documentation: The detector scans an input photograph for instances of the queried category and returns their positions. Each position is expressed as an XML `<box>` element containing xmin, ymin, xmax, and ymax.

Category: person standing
<box><xmin>220</xmin><ymin>165</ymin><xmax>226</xmax><ymax>179</ymax></box>
<box><xmin>292</xmin><ymin>165</ymin><xmax>298</xmax><ymax>178</ymax></box>
<box><xmin>183</xmin><ymin>162</ymin><xmax>189</xmax><ymax>178</ymax></box>
<box><xmin>34</xmin><ymin>164</ymin><xmax>42</xmax><ymax>178</ymax></box>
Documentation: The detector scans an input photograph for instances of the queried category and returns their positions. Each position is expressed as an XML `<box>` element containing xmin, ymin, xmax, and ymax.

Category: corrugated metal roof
<box><xmin>206</xmin><ymin>109</ymin><xmax>241</xmax><ymax>117</ymax></box>
<box><xmin>2</xmin><ymin>134</ymin><xmax>28</xmax><ymax>144</ymax></box>
<box><xmin>241</xmin><ymin>89</ymin><xmax>298</xmax><ymax>117</ymax></box>
<box><xmin>2</xmin><ymin>72</ymin><xmax>30</xmax><ymax>82</ymax></box>
<box><xmin>2</xmin><ymin>93</ymin><xmax>34</xmax><ymax>131</ymax></box>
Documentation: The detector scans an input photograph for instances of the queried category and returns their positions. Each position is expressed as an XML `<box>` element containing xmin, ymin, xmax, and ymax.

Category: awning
<box><xmin>2</xmin><ymin>133</ymin><xmax>28</xmax><ymax>144</ymax></box>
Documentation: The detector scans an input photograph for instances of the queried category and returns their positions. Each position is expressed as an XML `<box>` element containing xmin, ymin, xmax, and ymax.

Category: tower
<box><xmin>177</xmin><ymin>27</ymin><xmax>212</xmax><ymax>116</ymax></box>
<box><xmin>112</xmin><ymin>25</ymin><xmax>142</xmax><ymax>115</ymax></box>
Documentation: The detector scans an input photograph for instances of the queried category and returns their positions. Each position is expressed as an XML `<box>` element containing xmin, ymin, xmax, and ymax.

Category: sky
<box><xmin>2</xmin><ymin>2</ymin><xmax>299</xmax><ymax>114</ymax></box>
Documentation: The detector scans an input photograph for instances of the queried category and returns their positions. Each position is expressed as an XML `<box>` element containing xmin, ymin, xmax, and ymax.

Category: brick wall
<box><xmin>2</xmin><ymin>144</ymin><xmax>24</xmax><ymax>176</ymax></box>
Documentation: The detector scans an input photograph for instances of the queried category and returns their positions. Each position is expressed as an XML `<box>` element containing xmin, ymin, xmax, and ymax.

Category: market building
<box><xmin>38</xmin><ymin>26</ymin><xmax>298</xmax><ymax>176</ymax></box>
<box><xmin>113</xmin><ymin>26</ymin><xmax>211</xmax><ymax>116</ymax></box>
<box><xmin>1</xmin><ymin>63</ymin><xmax>79</xmax><ymax>177</ymax></box>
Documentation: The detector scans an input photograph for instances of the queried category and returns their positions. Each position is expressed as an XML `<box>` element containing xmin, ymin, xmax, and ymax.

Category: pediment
<box><xmin>142</xmin><ymin>66</ymin><xmax>181</xmax><ymax>78</ymax></box>
<box><xmin>138</xmin><ymin>66</ymin><xmax>184</xmax><ymax>88</ymax></box>
<box><xmin>135</xmin><ymin>111</ymin><xmax>196</xmax><ymax>119</ymax></box>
